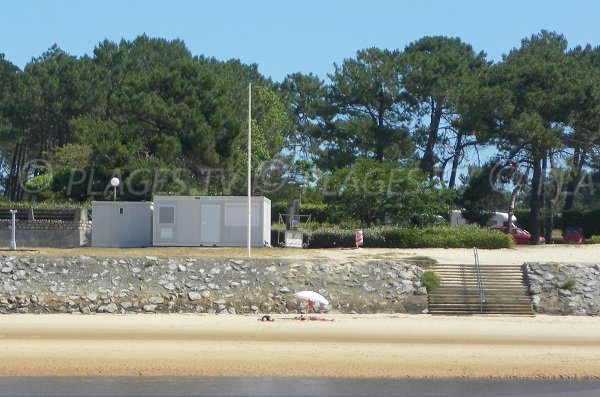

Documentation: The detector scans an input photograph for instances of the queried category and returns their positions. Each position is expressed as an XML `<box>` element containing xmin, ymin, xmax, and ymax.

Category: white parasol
<box><xmin>293</xmin><ymin>290</ymin><xmax>329</xmax><ymax>307</ymax></box>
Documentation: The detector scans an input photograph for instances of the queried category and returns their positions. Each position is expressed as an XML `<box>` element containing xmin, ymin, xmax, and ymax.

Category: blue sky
<box><xmin>2</xmin><ymin>0</ymin><xmax>600</xmax><ymax>82</ymax></box>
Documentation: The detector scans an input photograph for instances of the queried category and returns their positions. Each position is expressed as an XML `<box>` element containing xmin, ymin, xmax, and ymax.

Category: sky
<box><xmin>2</xmin><ymin>0</ymin><xmax>600</xmax><ymax>82</ymax></box>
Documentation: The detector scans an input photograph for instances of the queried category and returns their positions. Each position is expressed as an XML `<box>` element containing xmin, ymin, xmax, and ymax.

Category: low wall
<box><xmin>0</xmin><ymin>220</ymin><xmax>91</xmax><ymax>248</ymax></box>
<box><xmin>524</xmin><ymin>262</ymin><xmax>600</xmax><ymax>316</ymax></box>
<box><xmin>0</xmin><ymin>255</ymin><xmax>428</xmax><ymax>314</ymax></box>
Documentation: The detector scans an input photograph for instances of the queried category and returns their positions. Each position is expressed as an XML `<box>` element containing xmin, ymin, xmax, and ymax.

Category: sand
<box><xmin>2</xmin><ymin>245</ymin><xmax>600</xmax><ymax>378</ymax></box>
<box><xmin>3</xmin><ymin>244</ymin><xmax>599</xmax><ymax>267</ymax></box>
<box><xmin>1</xmin><ymin>313</ymin><xmax>600</xmax><ymax>379</ymax></box>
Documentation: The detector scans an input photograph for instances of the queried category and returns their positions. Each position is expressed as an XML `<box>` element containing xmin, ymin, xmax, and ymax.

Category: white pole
<box><xmin>9</xmin><ymin>209</ymin><xmax>17</xmax><ymax>250</ymax></box>
<box><xmin>247</xmin><ymin>82</ymin><xmax>252</xmax><ymax>259</ymax></box>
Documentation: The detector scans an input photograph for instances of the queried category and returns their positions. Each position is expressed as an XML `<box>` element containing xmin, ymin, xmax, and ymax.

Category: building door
<box><xmin>200</xmin><ymin>204</ymin><xmax>221</xmax><ymax>244</ymax></box>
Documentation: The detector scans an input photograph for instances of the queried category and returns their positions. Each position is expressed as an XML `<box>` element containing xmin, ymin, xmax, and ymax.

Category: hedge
<box><xmin>271</xmin><ymin>225</ymin><xmax>513</xmax><ymax>249</ymax></box>
<box><xmin>563</xmin><ymin>208</ymin><xmax>600</xmax><ymax>238</ymax></box>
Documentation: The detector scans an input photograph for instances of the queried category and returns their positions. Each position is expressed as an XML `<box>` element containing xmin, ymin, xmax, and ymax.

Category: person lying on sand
<box><xmin>294</xmin><ymin>315</ymin><xmax>334</xmax><ymax>321</ymax></box>
<box><xmin>260</xmin><ymin>315</ymin><xmax>275</xmax><ymax>322</ymax></box>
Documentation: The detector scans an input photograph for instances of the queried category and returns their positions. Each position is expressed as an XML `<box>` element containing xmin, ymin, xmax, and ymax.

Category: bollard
<box><xmin>9</xmin><ymin>209</ymin><xmax>17</xmax><ymax>250</ymax></box>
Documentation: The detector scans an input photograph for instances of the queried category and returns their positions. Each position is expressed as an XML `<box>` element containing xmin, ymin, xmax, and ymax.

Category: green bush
<box><xmin>271</xmin><ymin>202</ymin><xmax>332</xmax><ymax>224</ymax></box>
<box><xmin>295</xmin><ymin>225</ymin><xmax>513</xmax><ymax>249</ymax></box>
<box><xmin>561</xmin><ymin>279</ymin><xmax>576</xmax><ymax>292</ymax></box>
<box><xmin>586</xmin><ymin>235</ymin><xmax>600</xmax><ymax>244</ymax></box>
<box><xmin>421</xmin><ymin>271</ymin><xmax>441</xmax><ymax>292</ymax></box>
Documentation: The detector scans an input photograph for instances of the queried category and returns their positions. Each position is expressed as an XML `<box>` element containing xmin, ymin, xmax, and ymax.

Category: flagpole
<box><xmin>247</xmin><ymin>82</ymin><xmax>252</xmax><ymax>259</ymax></box>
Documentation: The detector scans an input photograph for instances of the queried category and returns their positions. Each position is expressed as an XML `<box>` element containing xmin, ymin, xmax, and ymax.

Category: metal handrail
<box><xmin>473</xmin><ymin>247</ymin><xmax>486</xmax><ymax>312</ymax></box>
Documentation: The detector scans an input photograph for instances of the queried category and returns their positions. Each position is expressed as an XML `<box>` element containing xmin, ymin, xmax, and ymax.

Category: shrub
<box><xmin>561</xmin><ymin>279</ymin><xmax>576</xmax><ymax>292</ymax></box>
<box><xmin>295</xmin><ymin>225</ymin><xmax>513</xmax><ymax>249</ymax></box>
<box><xmin>306</xmin><ymin>228</ymin><xmax>356</xmax><ymax>248</ymax></box>
<box><xmin>421</xmin><ymin>271</ymin><xmax>441</xmax><ymax>292</ymax></box>
<box><xmin>145</xmin><ymin>260</ymin><xmax>157</xmax><ymax>268</ymax></box>
<box><xmin>587</xmin><ymin>235</ymin><xmax>600</xmax><ymax>244</ymax></box>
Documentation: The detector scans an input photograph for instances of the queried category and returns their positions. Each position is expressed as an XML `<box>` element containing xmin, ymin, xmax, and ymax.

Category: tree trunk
<box><xmin>448</xmin><ymin>131</ymin><xmax>463</xmax><ymax>189</ymax></box>
<box><xmin>14</xmin><ymin>140</ymin><xmax>27</xmax><ymax>201</ymax></box>
<box><xmin>419</xmin><ymin>101</ymin><xmax>442</xmax><ymax>178</ymax></box>
<box><xmin>529</xmin><ymin>156</ymin><xmax>543</xmax><ymax>245</ymax></box>
<box><xmin>4</xmin><ymin>141</ymin><xmax>20</xmax><ymax>199</ymax></box>
<box><xmin>563</xmin><ymin>147</ymin><xmax>586</xmax><ymax>211</ymax></box>
<box><xmin>374</xmin><ymin>110</ymin><xmax>386</xmax><ymax>161</ymax></box>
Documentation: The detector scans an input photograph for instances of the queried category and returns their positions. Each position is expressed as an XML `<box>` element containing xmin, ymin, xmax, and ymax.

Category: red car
<box><xmin>563</xmin><ymin>227</ymin><xmax>585</xmax><ymax>244</ymax></box>
<box><xmin>491</xmin><ymin>226</ymin><xmax>546</xmax><ymax>245</ymax></box>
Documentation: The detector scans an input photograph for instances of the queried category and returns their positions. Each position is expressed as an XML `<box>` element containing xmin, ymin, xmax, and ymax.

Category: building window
<box><xmin>159</xmin><ymin>206</ymin><xmax>175</xmax><ymax>224</ymax></box>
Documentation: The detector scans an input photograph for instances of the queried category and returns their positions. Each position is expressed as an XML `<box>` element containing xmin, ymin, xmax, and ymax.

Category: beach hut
<box><xmin>152</xmin><ymin>195</ymin><xmax>271</xmax><ymax>247</ymax></box>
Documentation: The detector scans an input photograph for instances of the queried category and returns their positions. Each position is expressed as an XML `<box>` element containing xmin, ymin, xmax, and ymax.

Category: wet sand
<box><xmin>1</xmin><ymin>313</ymin><xmax>599</xmax><ymax>379</ymax></box>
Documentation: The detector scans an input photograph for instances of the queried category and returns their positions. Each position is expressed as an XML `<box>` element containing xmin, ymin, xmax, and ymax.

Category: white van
<box><xmin>450</xmin><ymin>210</ymin><xmax>517</xmax><ymax>227</ymax></box>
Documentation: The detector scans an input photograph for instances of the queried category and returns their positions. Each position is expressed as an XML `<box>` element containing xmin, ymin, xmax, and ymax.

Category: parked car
<box><xmin>563</xmin><ymin>227</ymin><xmax>585</xmax><ymax>244</ymax></box>
<box><xmin>491</xmin><ymin>226</ymin><xmax>546</xmax><ymax>245</ymax></box>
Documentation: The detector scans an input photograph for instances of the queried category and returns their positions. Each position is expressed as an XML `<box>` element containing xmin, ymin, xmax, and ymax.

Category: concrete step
<box><xmin>427</xmin><ymin>263</ymin><xmax>533</xmax><ymax>315</ymax></box>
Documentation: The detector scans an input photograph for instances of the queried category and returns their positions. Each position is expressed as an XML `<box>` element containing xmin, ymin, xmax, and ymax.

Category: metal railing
<box><xmin>473</xmin><ymin>247</ymin><xmax>486</xmax><ymax>312</ymax></box>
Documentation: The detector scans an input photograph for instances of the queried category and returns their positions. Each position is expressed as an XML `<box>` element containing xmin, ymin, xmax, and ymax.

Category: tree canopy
<box><xmin>2</xmin><ymin>32</ymin><xmax>600</xmax><ymax>237</ymax></box>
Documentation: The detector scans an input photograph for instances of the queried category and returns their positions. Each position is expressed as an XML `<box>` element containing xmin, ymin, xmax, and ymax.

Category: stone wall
<box><xmin>524</xmin><ymin>262</ymin><xmax>600</xmax><ymax>316</ymax></box>
<box><xmin>0</xmin><ymin>255</ymin><xmax>428</xmax><ymax>314</ymax></box>
<box><xmin>0</xmin><ymin>220</ymin><xmax>91</xmax><ymax>248</ymax></box>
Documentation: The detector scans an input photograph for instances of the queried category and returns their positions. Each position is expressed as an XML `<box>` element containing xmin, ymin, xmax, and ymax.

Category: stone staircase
<box><xmin>428</xmin><ymin>264</ymin><xmax>534</xmax><ymax>315</ymax></box>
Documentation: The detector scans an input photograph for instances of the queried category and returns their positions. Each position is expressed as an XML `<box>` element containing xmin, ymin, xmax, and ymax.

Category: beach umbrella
<box><xmin>293</xmin><ymin>290</ymin><xmax>329</xmax><ymax>308</ymax></box>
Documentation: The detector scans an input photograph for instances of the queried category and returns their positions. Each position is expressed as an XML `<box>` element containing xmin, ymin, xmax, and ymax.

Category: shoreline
<box><xmin>1</xmin><ymin>313</ymin><xmax>600</xmax><ymax>379</ymax></box>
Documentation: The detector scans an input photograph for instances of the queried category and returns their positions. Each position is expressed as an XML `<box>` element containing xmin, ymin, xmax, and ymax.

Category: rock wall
<box><xmin>0</xmin><ymin>255</ymin><xmax>428</xmax><ymax>314</ymax></box>
<box><xmin>0</xmin><ymin>220</ymin><xmax>91</xmax><ymax>248</ymax></box>
<box><xmin>524</xmin><ymin>262</ymin><xmax>600</xmax><ymax>316</ymax></box>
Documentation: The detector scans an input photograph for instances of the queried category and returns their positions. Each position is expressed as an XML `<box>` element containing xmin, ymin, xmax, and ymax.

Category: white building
<box><xmin>152</xmin><ymin>195</ymin><xmax>271</xmax><ymax>247</ymax></box>
<box><xmin>91</xmin><ymin>201</ymin><xmax>153</xmax><ymax>247</ymax></box>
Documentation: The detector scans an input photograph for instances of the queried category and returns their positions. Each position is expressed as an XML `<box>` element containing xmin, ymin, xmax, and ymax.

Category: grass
<box><xmin>421</xmin><ymin>271</ymin><xmax>442</xmax><ymax>292</ymax></box>
<box><xmin>561</xmin><ymin>279</ymin><xmax>576</xmax><ymax>291</ymax></box>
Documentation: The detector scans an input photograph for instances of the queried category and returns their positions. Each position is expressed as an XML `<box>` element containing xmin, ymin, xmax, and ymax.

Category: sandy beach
<box><xmin>5</xmin><ymin>244</ymin><xmax>599</xmax><ymax>267</ymax></box>
<box><xmin>1</xmin><ymin>313</ymin><xmax>599</xmax><ymax>379</ymax></box>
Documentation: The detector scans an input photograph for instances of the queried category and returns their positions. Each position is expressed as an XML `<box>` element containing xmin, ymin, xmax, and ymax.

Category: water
<box><xmin>1</xmin><ymin>377</ymin><xmax>599</xmax><ymax>397</ymax></box>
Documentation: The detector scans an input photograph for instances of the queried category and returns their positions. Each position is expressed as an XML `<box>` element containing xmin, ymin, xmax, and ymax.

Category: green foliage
<box><xmin>0</xmin><ymin>199</ymin><xmax>88</xmax><ymax>209</ymax></box>
<box><xmin>401</xmin><ymin>36</ymin><xmax>488</xmax><ymax>179</ymax></box>
<box><xmin>145</xmin><ymin>260</ymin><xmax>157</xmax><ymax>268</ymax></box>
<box><xmin>326</xmin><ymin>47</ymin><xmax>413</xmax><ymax>167</ymax></box>
<box><xmin>3</xmin><ymin>30</ymin><xmax>600</xmax><ymax>232</ymax></box>
<box><xmin>562</xmin><ymin>208</ymin><xmax>600</xmax><ymax>238</ymax></box>
<box><xmin>459</xmin><ymin>161</ymin><xmax>511</xmax><ymax>226</ymax></box>
<box><xmin>271</xmin><ymin>202</ymin><xmax>332</xmax><ymax>224</ymax></box>
<box><xmin>24</xmin><ymin>175</ymin><xmax>53</xmax><ymax>197</ymax></box>
<box><xmin>586</xmin><ymin>235</ymin><xmax>600</xmax><ymax>244</ymax></box>
<box><xmin>463</xmin><ymin>31</ymin><xmax>576</xmax><ymax>242</ymax></box>
<box><xmin>319</xmin><ymin>158</ymin><xmax>454</xmax><ymax>226</ymax></box>
<box><xmin>561</xmin><ymin>279</ymin><xmax>576</xmax><ymax>292</ymax></box>
<box><xmin>300</xmin><ymin>225</ymin><xmax>513</xmax><ymax>249</ymax></box>
<box><xmin>420</xmin><ymin>271</ymin><xmax>441</xmax><ymax>292</ymax></box>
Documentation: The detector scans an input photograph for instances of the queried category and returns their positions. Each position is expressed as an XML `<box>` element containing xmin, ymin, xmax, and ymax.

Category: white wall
<box><xmin>152</xmin><ymin>196</ymin><xmax>271</xmax><ymax>247</ymax></box>
<box><xmin>91</xmin><ymin>202</ymin><xmax>153</xmax><ymax>247</ymax></box>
